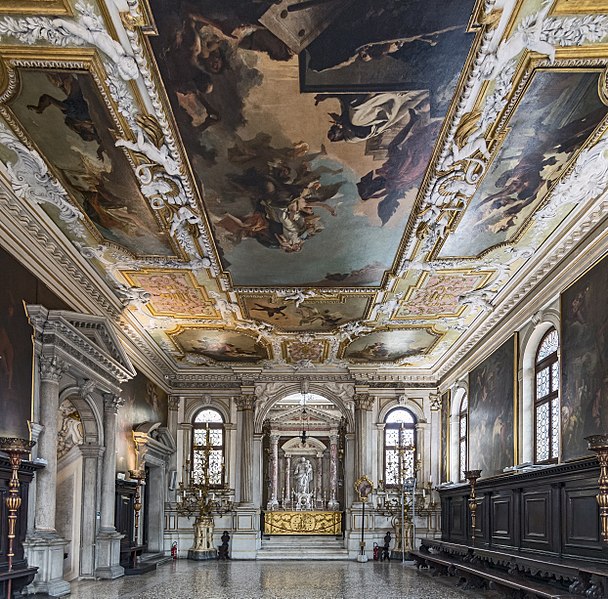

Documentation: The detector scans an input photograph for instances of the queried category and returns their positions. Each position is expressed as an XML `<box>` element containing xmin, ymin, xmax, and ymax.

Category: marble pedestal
<box><xmin>188</xmin><ymin>549</ymin><xmax>217</xmax><ymax>560</ymax></box>
<box><xmin>231</xmin><ymin>507</ymin><xmax>259</xmax><ymax>559</ymax></box>
<box><xmin>95</xmin><ymin>530</ymin><xmax>124</xmax><ymax>579</ymax></box>
<box><xmin>23</xmin><ymin>532</ymin><xmax>70</xmax><ymax>597</ymax></box>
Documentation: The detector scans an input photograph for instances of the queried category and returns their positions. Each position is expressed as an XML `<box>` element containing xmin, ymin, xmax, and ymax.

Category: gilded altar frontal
<box><xmin>0</xmin><ymin>0</ymin><xmax>608</xmax><ymax>596</ymax></box>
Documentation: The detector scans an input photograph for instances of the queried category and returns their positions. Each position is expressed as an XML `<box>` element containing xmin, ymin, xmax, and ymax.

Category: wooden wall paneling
<box><xmin>561</xmin><ymin>479</ymin><xmax>602</xmax><ymax>557</ymax></box>
<box><xmin>521</xmin><ymin>487</ymin><xmax>552</xmax><ymax>551</ymax></box>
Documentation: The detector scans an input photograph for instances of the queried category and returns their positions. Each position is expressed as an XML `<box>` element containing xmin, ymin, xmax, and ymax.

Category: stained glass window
<box><xmin>384</xmin><ymin>408</ymin><xmax>416</xmax><ymax>487</ymax></box>
<box><xmin>192</xmin><ymin>408</ymin><xmax>225</xmax><ymax>487</ymax></box>
<box><xmin>459</xmin><ymin>395</ymin><xmax>468</xmax><ymax>482</ymax></box>
<box><xmin>535</xmin><ymin>328</ymin><xmax>559</xmax><ymax>464</ymax></box>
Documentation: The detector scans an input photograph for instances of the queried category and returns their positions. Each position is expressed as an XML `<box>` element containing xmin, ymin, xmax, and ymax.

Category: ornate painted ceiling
<box><xmin>0</xmin><ymin>0</ymin><xmax>608</xmax><ymax>378</ymax></box>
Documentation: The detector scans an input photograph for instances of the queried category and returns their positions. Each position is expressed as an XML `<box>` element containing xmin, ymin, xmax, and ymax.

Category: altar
<box><xmin>263</xmin><ymin>511</ymin><xmax>342</xmax><ymax>535</ymax></box>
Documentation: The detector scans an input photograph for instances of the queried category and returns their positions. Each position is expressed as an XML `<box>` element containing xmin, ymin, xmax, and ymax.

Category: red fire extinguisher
<box><xmin>373</xmin><ymin>543</ymin><xmax>380</xmax><ymax>561</ymax></box>
<box><xmin>171</xmin><ymin>541</ymin><xmax>178</xmax><ymax>560</ymax></box>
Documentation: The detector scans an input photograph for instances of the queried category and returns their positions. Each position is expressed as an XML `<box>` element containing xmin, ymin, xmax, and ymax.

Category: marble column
<box><xmin>328</xmin><ymin>431</ymin><xmax>339</xmax><ymax>510</ymax></box>
<box><xmin>267</xmin><ymin>433</ymin><xmax>279</xmax><ymax>509</ymax></box>
<box><xmin>284</xmin><ymin>454</ymin><xmax>291</xmax><ymax>506</ymax></box>
<box><xmin>35</xmin><ymin>357</ymin><xmax>63</xmax><ymax>532</ymax></box>
<box><xmin>79</xmin><ymin>444</ymin><xmax>104</xmax><ymax>579</ymax></box>
<box><xmin>95</xmin><ymin>393</ymin><xmax>125</xmax><ymax>580</ymax></box>
<box><xmin>236</xmin><ymin>394</ymin><xmax>255</xmax><ymax>506</ymax></box>
<box><xmin>429</xmin><ymin>393</ymin><xmax>441</xmax><ymax>487</ymax></box>
<box><xmin>232</xmin><ymin>393</ymin><xmax>258</xmax><ymax>559</ymax></box>
<box><xmin>315</xmin><ymin>453</ymin><xmax>323</xmax><ymax>507</ymax></box>
<box><xmin>24</xmin><ymin>355</ymin><xmax>71</xmax><ymax>597</ymax></box>
<box><xmin>354</xmin><ymin>393</ymin><xmax>374</xmax><ymax>479</ymax></box>
<box><xmin>167</xmin><ymin>396</ymin><xmax>180</xmax><ymax>502</ymax></box>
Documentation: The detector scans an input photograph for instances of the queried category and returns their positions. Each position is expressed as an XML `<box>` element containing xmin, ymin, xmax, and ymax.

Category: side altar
<box><xmin>263</xmin><ymin>511</ymin><xmax>342</xmax><ymax>535</ymax></box>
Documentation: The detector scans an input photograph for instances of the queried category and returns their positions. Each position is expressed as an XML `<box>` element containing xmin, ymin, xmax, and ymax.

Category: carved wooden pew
<box><xmin>412</xmin><ymin>540</ymin><xmax>600</xmax><ymax>599</ymax></box>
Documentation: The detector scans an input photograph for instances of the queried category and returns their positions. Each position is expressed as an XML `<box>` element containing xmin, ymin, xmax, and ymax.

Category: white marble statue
<box><xmin>294</xmin><ymin>457</ymin><xmax>312</xmax><ymax>495</ymax></box>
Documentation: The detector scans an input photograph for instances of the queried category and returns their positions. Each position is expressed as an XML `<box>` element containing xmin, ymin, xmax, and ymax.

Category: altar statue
<box><xmin>294</xmin><ymin>457</ymin><xmax>312</xmax><ymax>495</ymax></box>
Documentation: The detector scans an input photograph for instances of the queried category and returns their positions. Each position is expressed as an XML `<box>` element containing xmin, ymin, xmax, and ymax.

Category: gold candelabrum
<box><xmin>176</xmin><ymin>424</ymin><xmax>234</xmax><ymax>557</ymax></box>
<box><xmin>375</xmin><ymin>423</ymin><xmax>439</xmax><ymax>560</ymax></box>
<box><xmin>464</xmin><ymin>469</ymin><xmax>482</xmax><ymax>546</ymax></box>
<box><xmin>0</xmin><ymin>436</ymin><xmax>35</xmax><ymax>599</ymax></box>
<box><xmin>585</xmin><ymin>435</ymin><xmax>608</xmax><ymax>543</ymax></box>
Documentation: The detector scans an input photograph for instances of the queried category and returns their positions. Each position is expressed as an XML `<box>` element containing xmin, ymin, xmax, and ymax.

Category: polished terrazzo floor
<box><xmin>57</xmin><ymin>560</ymin><xmax>496</xmax><ymax>599</ymax></box>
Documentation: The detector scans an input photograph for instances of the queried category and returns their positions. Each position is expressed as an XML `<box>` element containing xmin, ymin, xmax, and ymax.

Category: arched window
<box><xmin>459</xmin><ymin>395</ymin><xmax>468</xmax><ymax>481</ymax></box>
<box><xmin>192</xmin><ymin>408</ymin><xmax>225</xmax><ymax>487</ymax></box>
<box><xmin>384</xmin><ymin>408</ymin><xmax>416</xmax><ymax>487</ymax></box>
<box><xmin>535</xmin><ymin>328</ymin><xmax>559</xmax><ymax>463</ymax></box>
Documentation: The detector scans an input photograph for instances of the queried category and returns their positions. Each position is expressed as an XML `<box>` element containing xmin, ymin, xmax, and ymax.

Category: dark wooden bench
<box><xmin>0</xmin><ymin>566</ymin><xmax>38</xmax><ymax>599</ymax></box>
<box><xmin>411</xmin><ymin>545</ymin><xmax>582</xmax><ymax>599</ymax></box>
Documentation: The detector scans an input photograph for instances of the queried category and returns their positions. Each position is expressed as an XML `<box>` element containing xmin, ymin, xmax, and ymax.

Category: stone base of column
<box><xmin>23</xmin><ymin>531</ymin><xmax>71</xmax><ymax>597</ymax></box>
<box><xmin>95</xmin><ymin>529</ymin><xmax>124</xmax><ymax>579</ymax></box>
<box><xmin>231</xmin><ymin>507</ymin><xmax>260</xmax><ymax>559</ymax></box>
<box><xmin>187</xmin><ymin>549</ymin><xmax>217</xmax><ymax>560</ymax></box>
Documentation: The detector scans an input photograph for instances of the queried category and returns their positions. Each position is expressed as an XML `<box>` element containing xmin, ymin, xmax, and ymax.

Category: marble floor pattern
<box><xmin>51</xmin><ymin>560</ymin><xmax>497</xmax><ymax>599</ymax></box>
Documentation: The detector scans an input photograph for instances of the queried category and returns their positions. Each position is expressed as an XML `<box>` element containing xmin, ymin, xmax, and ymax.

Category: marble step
<box><xmin>258</xmin><ymin>536</ymin><xmax>349</xmax><ymax>560</ymax></box>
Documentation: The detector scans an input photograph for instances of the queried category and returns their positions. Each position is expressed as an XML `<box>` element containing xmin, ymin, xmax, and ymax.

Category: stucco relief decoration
<box><xmin>122</xmin><ymin>270</ymin><xmax>218</xmax><ymax>319</ymax></box>
<box><xmin>401</xmin><ymin>272</ymin><xmax>488</xmax><ymax>318</ymax></box>
<box><xmin>57</xmin><ymin>399</ymin><xmax>84</xmax><ymax>458</ymax></box>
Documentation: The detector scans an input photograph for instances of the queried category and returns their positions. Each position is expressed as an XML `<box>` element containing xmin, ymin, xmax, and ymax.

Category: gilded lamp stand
<box><xmin>0</xmin><ymin>437</ymin><xmax>35</xmax><ymax>599</ymax></box>
<box><xmin>585</xmin><ymin>435</ymin><xmax>608</xmax><ymax>543</ymax></box>
<box><xmin>464</xmin><ymin>469</ymin><xmax>482</xmax><ymax>546</ymax></box>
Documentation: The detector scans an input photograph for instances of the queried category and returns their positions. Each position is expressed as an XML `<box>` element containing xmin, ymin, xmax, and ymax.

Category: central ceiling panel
<box><xmin>149</xmin><ymin>0</ymin><xmax>477</xmax><ymax>287</ymax></box>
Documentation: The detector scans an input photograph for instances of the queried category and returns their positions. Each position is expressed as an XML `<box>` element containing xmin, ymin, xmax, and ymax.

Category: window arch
<box><xmin>384</xmin><ymin>408</ymin><xmax>416</xmax><ymax>487</ymax></box>
<box><xmin>192</xmin><ymin>408</ymin><xmax>225</xmax><ymax>487</ymax></box>
<box><xmin>534</xmin><ymin>328</ymin><xmax>559</xmax><ymax>463</ymax></box>
<box><xmin>458</xmin><ymin>395</ymin><xmax>468</xmax><ymax>481</ymax></box>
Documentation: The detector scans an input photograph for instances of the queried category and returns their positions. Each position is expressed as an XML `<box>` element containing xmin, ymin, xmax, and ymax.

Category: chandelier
<box><xmin>299</xmin><ymin>392</ymin><xmax>309</xmax><ymax>444</ymax></box>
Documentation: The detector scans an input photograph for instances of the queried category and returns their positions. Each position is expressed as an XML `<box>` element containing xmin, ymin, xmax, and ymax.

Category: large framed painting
<box><xmin>468</xmin><ymin>335</ymin><xmax>518</xmax><ymax>477</ymax></box>
<box><xmin>440</xmin><ymin>390</ymin><xmax>450</xmax><ymax>483</ymax></box>
<box><xmin>561</xmin><ymin>254</ymin><xmax>608</xmax><ymax>461</ymax></box>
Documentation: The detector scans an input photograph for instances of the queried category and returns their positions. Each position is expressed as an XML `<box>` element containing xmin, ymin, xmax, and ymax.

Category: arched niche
<box><xmin>281</xmin><ymin>437</ymin><xmax>327</xmax><ymax>457</ymax></box>
<box><xmin>254</xmin><ymin>383</ymin><xmax>354</xmax><ymax>433</ymax></box>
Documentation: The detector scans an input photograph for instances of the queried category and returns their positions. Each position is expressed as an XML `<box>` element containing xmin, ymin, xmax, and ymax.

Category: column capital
<box><xmin>79</xmin><ymin>444</ymin><xmax>105</xmax><ymax>459</ymax></box>
<box><xmin>39</xmin><ymin>355</ymin><xmax>64</xmax><ymax>383</ymax></box>
<box><xmin>353</xmin><ymin>393</ymin><xmax>374</xmax><ymax>411</ymax></box>
<box><xmin>78</xmin><ymin>378</ymin><xmax>96</xmax><ymax>400</ymax></box>
<box><xmin>429</xmin><ymin>392</ymin><xmax>441</xmax><ymax>412</ymax></box>
<box><xmin>235</xmin><ymin>394</ymin><xmax>256</xmax><ymax>411</ymax></box>
<box><xmin>270</xmin><ymin>433</ymin><xmax>281</xmax><ymax>444</ymax></box>
<box><xmin>168</xmin><ymin>396</ymin><xmax>181</xmax><ymax>411</ymax></box>
<box><xmin>103</xmin><ymin>393</ymin><xmax>124</xmax><ymax>413</ymax></box>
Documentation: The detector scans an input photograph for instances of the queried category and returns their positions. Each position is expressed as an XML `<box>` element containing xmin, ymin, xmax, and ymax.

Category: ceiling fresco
<box><xmin>5</xmin><ymin>68</ymin><xmax>175</xmax><ymax>257</ymax></box>
<box><xmin>0</xmin><ymin>0</ymin><xmax>608</xmax><ymax>372</ymax></box>
<box><xmin>149</xmin><ymin>0</ymin><xmax>477</xmax><ymax>287</ymax></box>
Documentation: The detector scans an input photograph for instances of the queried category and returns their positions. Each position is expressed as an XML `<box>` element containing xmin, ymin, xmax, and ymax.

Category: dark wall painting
<box><xmin>0</xmin><ymin>246</ymin><xmax>70</xmax><ymax>439</ymax></box>
<box><xmin>116</xmin><ymin>373</ymin><xmax>168</xmax><ymax>473</ymax></box>
<box><xmin>440</xmin><ymin>390</ymin><xmax>450</xmax><ymax>483</ymax></box>
<box><xmin>441</xmin><ymin>69</ymin><xmax>608</xmax><ymax>258</ymax></box>
<box><xmin>468</xmin><ymin>336</ymin><xmax>517</xmax><ymax>477</ymax></box>
<box><xmin>8</xmin><ymin>69</ymin><xmax>174</xmax><ymax>257</ymax></box>
<box><xmin>149</xmin><ymin>0</ymin><xmax>477</xmax><ymax>287</ymax></box>
<box><xmin>561</xmin><ymin>254</ymin><xmax>608</xmax><ymax>461</ymax></box>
